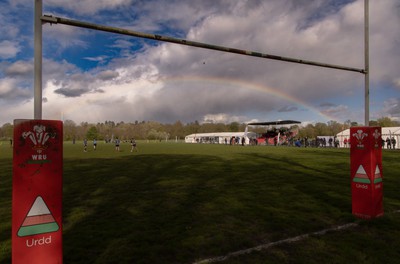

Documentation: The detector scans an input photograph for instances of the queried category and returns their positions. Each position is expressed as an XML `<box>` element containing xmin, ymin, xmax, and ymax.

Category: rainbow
<box><xmin>160</xmin><ymin>75</ymin><xmax>338</xmax><ymax>122</ymax></box>
<box><xmin>60</xmin><ymin>74</ymin><xmax>338</xmax><ymax>122</ymax></box>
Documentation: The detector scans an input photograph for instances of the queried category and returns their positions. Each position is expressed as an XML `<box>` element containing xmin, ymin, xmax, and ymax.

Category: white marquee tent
<box><xmin>336</xmin><ymin>127</ymin><xmax>400</xmax><ymax>149</ymax></box>
<box><xmin>185</xmin><ymin>131</ymin><xmax>257</xmax><ymax>145</ymax></box>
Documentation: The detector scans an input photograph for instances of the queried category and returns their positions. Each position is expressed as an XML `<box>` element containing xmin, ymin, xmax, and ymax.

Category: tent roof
<box><xmin>382</xmin><ymin>127</ymin><xmax>400</xmax><ymax>135</ymax></box>
<box><xmin>185</xmin><ymin>132</ymin><xmax>256</xmax><ymax>138</ymax></box>
<box><xmin>336</xmin><ymin>127</ymin><xmax>400</xmax><ymax>137</ymax></box>
<box><xmin>248</xmin><ymin>120</ymin><xmax>301</xmax><ymax>126</ymax></box>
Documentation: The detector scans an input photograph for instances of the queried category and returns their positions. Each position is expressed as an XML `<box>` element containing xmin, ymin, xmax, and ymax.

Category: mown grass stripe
<box><xmin>193</xmin><ymin>223</ymin><xmax>358</xmax><ymax>264</ymax></box>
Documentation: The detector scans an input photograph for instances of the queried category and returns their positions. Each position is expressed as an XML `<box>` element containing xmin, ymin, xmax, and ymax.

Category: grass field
<box><xmin>1</xmin><ymin>141</ymin><xmax>400</xmax><ymax>263</ymax></box>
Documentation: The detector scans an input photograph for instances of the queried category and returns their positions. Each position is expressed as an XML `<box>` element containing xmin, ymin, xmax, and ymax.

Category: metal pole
<box><xmin>41</xmin><ymin>15</ymin><xmax>365</xmax><ymax>74</ymax></box>
<box><xmin>34</xmin><ymin>0</ymin><xmax>42</xmax><ymax>119</ymax></box>
<box><xmin>364</xmin><ymin>0</ymin><xmax>369</xmax><ymax>126</ymax></box>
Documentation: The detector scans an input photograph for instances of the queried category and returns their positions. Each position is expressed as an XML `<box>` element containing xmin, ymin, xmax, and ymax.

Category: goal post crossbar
<box><xmin>41</xmin><ymin>15</ymin><xmax>365</xmax><ymax>74</ymax></box>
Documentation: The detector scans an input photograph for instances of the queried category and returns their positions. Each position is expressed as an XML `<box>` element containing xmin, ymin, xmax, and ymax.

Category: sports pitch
<box><xmin>1</xmin><ymin>141</ymin><xmax>400</xmax><ymax>263</ymax></box>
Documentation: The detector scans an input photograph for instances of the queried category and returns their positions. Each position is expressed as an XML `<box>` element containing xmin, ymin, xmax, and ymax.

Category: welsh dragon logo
<box><xmin>352</xmin><ymin>129</ymin><xmax>368</xmax><ymax>149</ymax></box>
<box><xmin>22</xmin><ymin>124</ymin><xmax>56</xmax><ymax>154</ymax></box>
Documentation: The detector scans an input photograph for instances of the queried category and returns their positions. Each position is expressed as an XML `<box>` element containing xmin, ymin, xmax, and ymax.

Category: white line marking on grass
<box><xmin>193</xmin><ymin>223</ymin><xmax>358</xmax><ymax>264</ymax></box>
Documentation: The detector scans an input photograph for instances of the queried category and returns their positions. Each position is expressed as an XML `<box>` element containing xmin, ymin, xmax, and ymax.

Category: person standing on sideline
<box><xmin>386</xmin><ymin>137</ymin><xmax>391</xmax><ymax>149</ymax></box>
<box><xmin>130</xmin><ymin>138</ymin><xmax>138</xmax><ymax>152</ymax></box>
<box><xmin>83</xmin><ymin>138</ymin><xmax>88</xmax><ymax>152</ymax></box>
<box><xmin>115</xmin><ymin>137</ymin><xmax>120</xmax><ymax>152</ymax></box>
<box><xmin>93</xmin><ymin>138</ymin><xmax>97</xmax><ymax>150</ymax></box>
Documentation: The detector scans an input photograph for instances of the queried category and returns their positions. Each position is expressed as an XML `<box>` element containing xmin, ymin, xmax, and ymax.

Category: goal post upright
<box><xmin>364</xmin><ymin>0</ymin><xmax>370</xmax><ymax>126</ymax></box>
<box><xmin>34</xmin><ymin>0</ymin><xmax>42</xmax><ymax>120</ymax></box>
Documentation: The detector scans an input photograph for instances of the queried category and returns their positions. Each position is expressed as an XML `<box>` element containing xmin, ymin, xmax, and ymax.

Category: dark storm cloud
<box><xmin>319</xmin><ymin>102</ymin><xmax>337</xmax><ymax>107</ymax></box>
<box><xmin>132</xmin><ymin>81</ymin><xmax>282</xmax><ymax>123</ymax></box>
<box><xmin>278</xmin><ymin>105</ymin><xmax>299</xmax><ymax>112</ymax></box>
<box><xmin>54</xmin><ymin>87</ymin><xmax>89</xmax><ymax>97</ymax></box>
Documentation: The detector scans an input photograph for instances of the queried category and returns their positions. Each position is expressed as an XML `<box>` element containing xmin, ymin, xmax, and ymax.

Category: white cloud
<box><xmin>44</xmin><ymin>0</ymin><xmax>133</xmax><ymax>15</ymax></box>
<box><xmin>0</xmin><ymin>40</ymin><xmax>20</xmax><ymax>59</ymax></box>
<box><xmin>0</xmin><ymin>78</ymin><xmax>31</xmax><ymax>100</ymax></box>
<box><xmin>43</xmin><ymin>24</ymin><xmax>89</xmax><ymax>53</ymax></box>
<box><xmin>5</xmin><ymin>61</ymin><xmax>33</xmax><ymax>77</ymax></box>
<box><xmin>97</xmin><ymin>70</ymin><xmax>119</xmax><ymax>81</ymax></box>
<box><xmin>202</xmin><ymin>113</ymin><xmax>247</xmax><ymax>124</ymax></box>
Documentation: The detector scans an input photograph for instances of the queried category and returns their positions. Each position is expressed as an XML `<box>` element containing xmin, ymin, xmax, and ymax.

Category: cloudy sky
<box><xmin>1</xmin><ymin>0</ymin><xmax>399</xmax><ymax>126</ymax></box>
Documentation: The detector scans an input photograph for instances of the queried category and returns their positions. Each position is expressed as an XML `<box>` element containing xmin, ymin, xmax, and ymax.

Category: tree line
<box><xmin>0</xmin><ymin>117</ymin><xmax>399</xmax><ymax>141</ymax></box>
